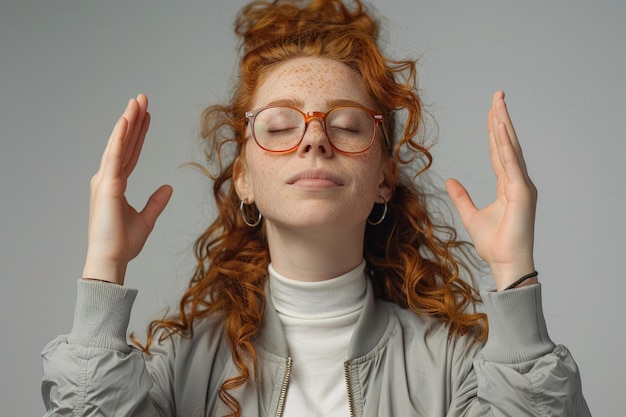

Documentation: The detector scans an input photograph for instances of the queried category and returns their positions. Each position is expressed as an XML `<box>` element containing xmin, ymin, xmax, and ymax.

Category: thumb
<box><xmin>445</xmin><ymin>178</ymin><xmax>477</xmax><ymax>226</ymax></box>
<box><xmin>141</xmin><ymin>184</ymin><xmax>173</xmax><ymax>231</ymax></box>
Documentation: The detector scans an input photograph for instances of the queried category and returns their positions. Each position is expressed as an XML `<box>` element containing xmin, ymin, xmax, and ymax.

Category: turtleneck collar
<box><xmin>268</xmin><ymin>260</ymin><xmax>367</xmax><ymax>320</ymax></box>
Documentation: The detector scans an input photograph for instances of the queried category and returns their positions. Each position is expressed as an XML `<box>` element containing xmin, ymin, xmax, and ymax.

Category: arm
<box><xmin>41</xmin><ymin>281</ymin><xmax>164</xmax><ymax>417</ymax></box>
<box><xmin>42</xmin><ymin>95</ymin><xmax>173</xmax><ymax>416</ymax></box>
<box><xmin>446</xmin><ymin>92</ymin><xmax>590</xmax><ymax>415</ymax></box>
<box><xmin>447</xmin><ymin>285</ymin><xmax>590</xmax><ymax>416</ymax></box>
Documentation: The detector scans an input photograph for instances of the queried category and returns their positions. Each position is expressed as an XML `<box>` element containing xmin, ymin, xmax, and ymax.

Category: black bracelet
<box><xmin>504</xmin><ymin>271</ymin><xmax>539</xmax><ymax>291</ymax></box>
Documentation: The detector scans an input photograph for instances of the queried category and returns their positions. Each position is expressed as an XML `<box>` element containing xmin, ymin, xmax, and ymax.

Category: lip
<box><xmin>286</xmin><ymin>168</ymin><xmax>345</xmax><ymax>188</ymax></box>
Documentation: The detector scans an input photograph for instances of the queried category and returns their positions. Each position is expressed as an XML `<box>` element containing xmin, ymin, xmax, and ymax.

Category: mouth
<box><xmin>287</xmin><ymin>168</ymin><xmax>345</xmax><ymax>188</ymax></box>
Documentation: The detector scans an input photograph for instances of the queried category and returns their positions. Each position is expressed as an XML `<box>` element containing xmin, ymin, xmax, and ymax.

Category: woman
<box><xmin>42</xmin><ymin>0</ymin><xmax>590</xmax><ymax>416</ymax></box>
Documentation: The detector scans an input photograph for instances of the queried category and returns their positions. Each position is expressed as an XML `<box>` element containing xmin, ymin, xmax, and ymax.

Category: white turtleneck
<box><xmin>268</xmin><ymin>260</ymin><xmax>367</xmax><ymax>417</ymax></box>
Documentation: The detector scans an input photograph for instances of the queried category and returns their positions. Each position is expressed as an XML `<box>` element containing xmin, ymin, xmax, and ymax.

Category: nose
<box><xmin>296</xmin><ymin>112</ymin><xmax>333</xmax><ymax>157</ymax></box>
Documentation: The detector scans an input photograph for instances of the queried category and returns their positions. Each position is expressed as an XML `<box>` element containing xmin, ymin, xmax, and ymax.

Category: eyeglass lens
<box><xmin>252</xmin><ymin>107</ymin><xmax>376</xmax><ymax>153</ymax></box>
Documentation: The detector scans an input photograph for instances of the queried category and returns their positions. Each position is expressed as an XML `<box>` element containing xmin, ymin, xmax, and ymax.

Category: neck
<box><xmin>265</xmin><ymin>221</ymin><xmax>365</xmax><ymax>282</ymax></box>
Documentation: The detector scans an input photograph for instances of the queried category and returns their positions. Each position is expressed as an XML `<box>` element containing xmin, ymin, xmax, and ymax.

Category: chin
<box><xmin>267</xmin><ymin>212</ymin><xmax>367</xmax><ymax>234</ymax></box>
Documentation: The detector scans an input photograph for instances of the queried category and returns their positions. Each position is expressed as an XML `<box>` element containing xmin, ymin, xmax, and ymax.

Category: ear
<box><xmin>378</xmin><ymin>181</ymin><xmax>393</xmax><ymax>203</ymax></box>
<box><xmin>233</xmin><ymin>155</ymin><xmax>254</xmax><ymax>203</ymax></box>
<box><xmin>378</xmin><ymin>157</ymin><xmax>396</xmax><ymax>203</ymax></box>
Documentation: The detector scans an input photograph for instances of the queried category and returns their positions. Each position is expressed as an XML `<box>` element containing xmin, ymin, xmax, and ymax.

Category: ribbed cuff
<box><xmin>68</xmin><ymin>279</ymin><xmax>138</xmax><ymax>353</ymax></box>
<box><xmin>479</xmin><ymin>284</ymin><xmax>555</xmax><ymax>364</ymax></box>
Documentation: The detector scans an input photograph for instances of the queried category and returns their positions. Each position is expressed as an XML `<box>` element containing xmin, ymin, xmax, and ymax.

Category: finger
<box><xmin>124</xmin><ymin>111</ymin><xmax>151</xmax><ymax>177</ymax></box>
<box><xmin>100</xmin><ymin>116</ymin><xmax>129</xmax><ymax>181</ymax></box>
<box><xmin>99</xmin><ymin>98</ymin><xmax>136</xmax><ymax>172</ymax></box>
<box><xmin>445</xmin><ymin>178</ymin><xmax>478</xmax><ymax>227</ymax></box>
<box><xmin>122</xmin><ymin>94</ymin><xmax>148</xmax><ymax>167</ymax></box>
<box><xmin>487</xmin><ymin>106</ymin><xmax>505</xmax><ymax>179</ymax></box>
<box><xmin>140</xmin><ymin>184</ymin><xmax>173</xmax><ymax>231</ymax></box>
<box><xmin>494</xmin><ymin>120</ymin><xmax>532</xmax><ymax>191</ymax></box>
<box><xmin>492</xmin><ymin>91</ymin><xmax>529</xmax><ymax>174</ymax></box>
<box><xmin>491</xmin><ymin>93</ymin><xmax>531</xmax><ymax>181</ymax></box>
<box><xmin>492</xmin><ymin>91</ymin><xmax>520</xmax><ymax>152</ymax></box>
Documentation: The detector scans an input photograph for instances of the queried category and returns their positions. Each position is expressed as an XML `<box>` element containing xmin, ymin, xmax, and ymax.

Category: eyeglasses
<box><xmin>244</xmin><ymin>105</ymin><xmax>386</xmax><ymax>154</ymax></box>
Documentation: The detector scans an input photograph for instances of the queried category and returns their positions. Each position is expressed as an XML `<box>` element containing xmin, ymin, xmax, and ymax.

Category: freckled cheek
<box><xmin>248</xmin><ymin>158</ymin><xmax>281</xmax><ymax>198</ymax></box>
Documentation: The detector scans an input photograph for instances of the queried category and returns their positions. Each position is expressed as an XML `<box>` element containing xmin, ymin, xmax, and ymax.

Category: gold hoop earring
<box><xmin>367</xmin><ymin>197</ymin><xmax>388</xmax><ymax>226</ymax></box>
<box><xmin>240</xmin><ymin>198</ymin><xmax>262</xmax><ymax>227</ymax></box>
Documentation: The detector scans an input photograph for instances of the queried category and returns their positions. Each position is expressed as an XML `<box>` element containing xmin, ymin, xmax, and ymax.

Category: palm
<box><xmin>446</xmin><ymin>91</ymin><xmax>537</xmax><ymax>290</ymax></box>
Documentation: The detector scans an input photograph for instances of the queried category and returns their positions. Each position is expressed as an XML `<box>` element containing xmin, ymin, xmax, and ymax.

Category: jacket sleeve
<box><xmin>41</xmin><ymin>280</ymin><xmax>174</xmax><ymax>417</ymax></box>
<box><xmin>448</xmin><ymin>283</ymin><xmax>591</xmax><ymax>417</ymax></box>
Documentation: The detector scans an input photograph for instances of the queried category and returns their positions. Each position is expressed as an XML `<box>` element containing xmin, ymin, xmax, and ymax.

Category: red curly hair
<box><xmin>137</xmin><ymin>1</ymin><xmax>487</xmax><ymax>416</ymax></box>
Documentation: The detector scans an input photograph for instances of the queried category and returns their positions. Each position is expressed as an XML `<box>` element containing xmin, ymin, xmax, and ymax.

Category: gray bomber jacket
<box><xmin>42</xmin><ymin>279</ymin><xmax>591</xmax><ymax>416</ymax></box>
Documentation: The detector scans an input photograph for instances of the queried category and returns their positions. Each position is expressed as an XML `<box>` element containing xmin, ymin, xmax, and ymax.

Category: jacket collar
<box><xmin>257</xmin><ymin>277</ymin><xmax>390</xmax><ymax>359</ymax></box>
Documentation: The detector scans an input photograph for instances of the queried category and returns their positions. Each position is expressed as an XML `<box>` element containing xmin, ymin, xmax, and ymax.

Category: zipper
<box><xmin>344</xmin><ymin>360</ymin><xmax>356</xmax><ymax>417</ymax></box>
<box><xmin>275</xmin><ymin>357</ymin><xmax>293</xmax><ymax>417</ymax></box>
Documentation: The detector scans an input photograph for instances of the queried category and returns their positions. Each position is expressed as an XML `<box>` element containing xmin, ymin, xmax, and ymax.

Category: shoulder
<box><xmin>142</xmin><ymin>313</ymin><xmax>238</xmax><ymax>411</ymax></box>
<box><xmin>380</xmin><ymin>299</ymin><xmax>482</xmax><ymax>358</ymax></box>
<box><xmin>146</xmin><ymin>313</ymin><xmax>230</xmax><ymax>361</ymax></box>
<box><xmin>356</xmin><ymin>301</ymin><xmax>482</xmax><ymax>399</ymax></box>
<box><xmin>380</xmin><ymin>299</ymin><xmax>443</xmax><ymax>335</ymax></box>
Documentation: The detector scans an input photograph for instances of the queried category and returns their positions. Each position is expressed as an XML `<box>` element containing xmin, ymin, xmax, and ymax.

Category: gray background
<box><xmin>1</xmin><ymin>0</ymin><xmax>623</xmax><ymax>415</ymax></box>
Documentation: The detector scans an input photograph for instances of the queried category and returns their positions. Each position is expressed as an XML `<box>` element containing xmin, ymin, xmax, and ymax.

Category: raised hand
<box><xmin>446</xmin><ymin>91</ymin><xmax>537</xmax><ymax>291</ymax></box>
<box><xmin>82</xmin><ymin>94</ymin><xmax>173</xmax><ymax>285</ymax></box>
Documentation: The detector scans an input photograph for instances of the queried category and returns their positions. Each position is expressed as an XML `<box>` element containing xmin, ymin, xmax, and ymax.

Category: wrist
<box><xmin>503</xmin><ymin>271</ymin><xmax>539</xmax><ymax>291</ymax></box>
<box><xmin>490</xmin><ymin>261</ymin><xmax>536</xmax><ymax>291</ymax></box>
<box><xmin>82</xmin><ymin>257</ymin><xmax>127</xmax><ymax>285</ymax></box>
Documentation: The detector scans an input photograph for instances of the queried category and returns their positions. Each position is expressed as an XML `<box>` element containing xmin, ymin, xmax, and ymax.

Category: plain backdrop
<box><xmin>1</xmin><ymin>0</ymin><xmax>623</xmax><ymax>415</ymax></box>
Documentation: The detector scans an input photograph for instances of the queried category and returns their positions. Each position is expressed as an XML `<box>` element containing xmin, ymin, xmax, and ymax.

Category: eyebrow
<box><xmin>327</xmin><ymin>99</ymin><xmax>364</xmax><ymax>108</ymax></box>
<box><xmin>264</xmin><ymin>98</ymin><xmax>304</xmax><ymax>108</ymax></box>
<box><xmin>262</xmin><ymin>98</ymin><xmax>367</xmax><ymax>109</ymax></box>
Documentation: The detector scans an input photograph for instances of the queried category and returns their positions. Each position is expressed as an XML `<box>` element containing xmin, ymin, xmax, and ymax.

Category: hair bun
<box><xmin>235</xmin><ymin>0</ymin><xmax>378</xmax><ymax>53</ymax></box>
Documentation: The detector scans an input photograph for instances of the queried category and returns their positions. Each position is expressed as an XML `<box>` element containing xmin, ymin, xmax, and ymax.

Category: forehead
<box><xmin>252</xmin><ymin>57</ymin><xmax>375</xmax><ymax>109</ymax></box>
